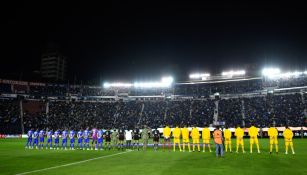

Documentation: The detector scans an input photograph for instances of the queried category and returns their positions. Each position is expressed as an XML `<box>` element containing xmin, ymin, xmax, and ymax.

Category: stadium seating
<box><xmin>0</xmin><ymin>77</ymin><xmax>307</xmax><ymax>134</ymax></box>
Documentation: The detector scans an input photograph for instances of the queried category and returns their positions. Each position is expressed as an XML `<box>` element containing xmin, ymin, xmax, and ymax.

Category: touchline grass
<box><xmin>0</xmin><ymin>138</ymin><xmax>306</xmax><ymax>175</ymax></box>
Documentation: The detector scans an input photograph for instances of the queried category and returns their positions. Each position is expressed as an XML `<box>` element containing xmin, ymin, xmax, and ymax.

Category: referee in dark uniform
<box><xmin>118</xmin><ymin>128</ymin><xmax>125</xmax><ymax>151</ymax></box>
<box><xmin>104</xmin><ymin>128</ymin><xmax>112</xmax><ymax>150</ymax></box>
<box><xmin>132</xmin><ymin>127</ymin><xmax>140</xmax><ymax>151</ymax></box>
<box><xmin>153</xmin><ymin>127</ymin><xmax>160</xmax><ymax>151</ymax></box>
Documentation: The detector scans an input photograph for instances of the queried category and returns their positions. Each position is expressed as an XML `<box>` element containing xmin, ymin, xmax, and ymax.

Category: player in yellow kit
<box><xmin>172</xmin><ymin>125</ymin><xmax>182</xmax><ymax>152</ymax></box>
<box><xmin>201</xmin><ymin>125</ymin><xmax>212</xmax><ymax>152</ymax></box>
<box><xmin>181</xmin><ymin>124</ymin><xmax>191</xmax><ymax>152</ymax></box>
<box><xmin>163</xmin><ymin>124</ymin><xmax>171</xmax><ymax>152</ymax></box>
<box><xmin>235</xmin><ymin>125</ymin><xmax>245</xmax><ymax>153</ymax></box>
<box><xmin>267</xmin><ymin>124</ymin><xmax>278</xmax><ymax>154</ymax></box>
<box><xmin>283</xmin><ymin>125</ymin><xmax>295</xmax><ymax>155</ymax></box>
<box><xmin>223</xmin><ymin>126</ymin><xmax>232</xmax><ymax>153</ymax></box>
<box><xmin>191</xmin><ymin>126</ymin><xmax>200</xmax><ymax>152</ymax></box>
<box><xmin>248</xmin><ymin>124</ymin><xmax>260</xmax><ymax>153</ymax></box>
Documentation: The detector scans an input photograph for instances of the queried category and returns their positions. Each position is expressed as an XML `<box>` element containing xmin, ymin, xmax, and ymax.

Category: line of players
<box><xmin>25</xmin><ymin>124</ymin><xmax>296</xmax><ymax>154</ymax></box>
<box><xmin>25</xmin><ymin>127</ymin><xmax>143</xmax><ymax>151</ymax></box>
<box><xmin>164</xmin><ymin>124</ymin><xmax>295</xmax><ymax>155</ymax></box>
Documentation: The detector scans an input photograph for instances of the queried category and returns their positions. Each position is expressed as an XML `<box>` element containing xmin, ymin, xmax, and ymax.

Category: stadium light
<box><xmin>103</xmin><ymin>82</ymin><xmax>133</xmax><ymax>88</ymax></box>
<box><xmin>262</xmin><ymin>68</ymin><xmax>307</xmax><ymax>79</ymax></box>
<box><xmin>104</xmin><ymin>76</ymin><xmax>174</xmax><ymax>89</ymax></box>
<box><xmin>134</xmin><ymin>82</ymin><xmax>167</xmax><ymax>88</ymax></box>
<box><xmin>161</xmin><ymin>76</ymin><xmax>174</xmax><ymax>84</ymax></box>
<box><xmin>221</xmin><ymin>70</ymin><xmax>245</xmax><ymax>77</ymax></box>
<box><xmin>281</xmin><ymin>71</ymin><xmax>302</xmax><ymax>78</ymax></box>
<box><xmin>276</xmin><ymin>71</ymin><xmax>304</xmax><ymax>78</ymax></box>
<box><xmin>292</xmin><ymin>71</ymin><xmax>302</xmax><ymax>76</ymax></box>
<box><xmin>103</xmin><ymin>82</ymin><xmax>110</xmax><ymax>88</ymax></box>
<box><xmin>189</xmin><ymin>73</ymin><xmax>210</xmax><ymax>79</ymax></box>
<box><xmin>201</xmin><ymin>76</ymin><xmax>208</xmax><ymax>80</ymax></box>
<box><xmin>261</xmin><ymin>68</ymin><xmax>281</xmax><ymax>77</ymax></box>
<box><xmin>134</xmin><ymin>76</ymin><xmax>174</xmax><ymax>88</ymax></box>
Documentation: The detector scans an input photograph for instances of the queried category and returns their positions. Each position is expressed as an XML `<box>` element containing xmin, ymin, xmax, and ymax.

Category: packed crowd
<box><xmin>218</xmin><ymin>98</ymin><xmax>242</xmax><ymax>127</ymax></box>
<box><xmin>243</xmin><ymin>96</ymin><xmax>270</xmax><ymax>127</ymax></box>
<box><xmin>271</xmin><ymin>94</ymin><xmax>305</xmax><ymax>127</ymax></box>
<box><xmin>0</xmin><ymin>99</ymin><xmax>21</xmax><ymax>134</ymax></box>
<box><xmin>190</xmin><ymin>100</ymin><xmax>215</xmax><ymax>126</ymax></box>
<box><xmin>263</xmin><ymin>76</ymin><xmax>307</xmax><ymax>88</ymax></box>
<box><xmin>0</xmin><ymin>92</ymin><xmax>306</xmax><ymax>134</ymax></box>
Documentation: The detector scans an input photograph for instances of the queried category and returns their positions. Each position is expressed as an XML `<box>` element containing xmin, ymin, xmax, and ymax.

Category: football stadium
<box><xmin>2</xmin><ymin>1</ymin><xmax>307</xmax><ymax>175</ymax></box>
<box><xmin>1</xmin><ymin>69</ymin><xmax>307</xmax><ymax>175</ymax></box>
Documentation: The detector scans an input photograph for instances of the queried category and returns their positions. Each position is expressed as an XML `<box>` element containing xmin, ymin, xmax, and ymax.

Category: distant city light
<box><xmin>189</xmin><ymin>73</ymin><xmax>210</xmax><ymax>79</ymax></box>
<box><xmin>221</xmin><ymin>70</ymin><xmax>246</xmax><ymax>77</ymax></box>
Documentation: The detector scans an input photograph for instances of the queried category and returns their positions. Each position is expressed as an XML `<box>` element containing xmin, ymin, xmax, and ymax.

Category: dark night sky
<box><xmin>2</xmin><ymin>1</ymin><xmax>307</xmax><ymax>83</ymax></box>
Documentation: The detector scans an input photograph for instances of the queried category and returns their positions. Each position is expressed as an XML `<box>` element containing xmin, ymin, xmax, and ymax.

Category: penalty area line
<box><xmin>15</xmin><ymin>150</ymin><xmax>132</xmax><ymax>175</ymax></box>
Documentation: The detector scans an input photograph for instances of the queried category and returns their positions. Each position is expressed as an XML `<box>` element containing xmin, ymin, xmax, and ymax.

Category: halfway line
<box><xmin>15</xmin><ymin>150</ymin><xmax>132</xmax><ymax>175</ymax></box>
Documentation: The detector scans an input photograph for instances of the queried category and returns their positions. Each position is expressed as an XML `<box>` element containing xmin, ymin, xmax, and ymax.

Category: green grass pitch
<box><xmin>1</xmin><ymin>138</ymin><xmax>307</xmax><ymax>175</ymax></box>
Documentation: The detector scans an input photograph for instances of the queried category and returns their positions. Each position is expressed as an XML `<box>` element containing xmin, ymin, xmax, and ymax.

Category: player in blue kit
<box><xmin>97</xmin><ymin>129</ymin><xmax>104</xmax><ymax>150</ymax></box>
<box><xmin>62</xmin><ymin>129</ymin><xmax>68</xmax><ymax>150</ymax></box>
<box><xmin>54</xmin><ymin>129</ymin><xmax>60</xmax><ymax>150</ymax></box>
<box><xmin>77</xmin><ymin>129</ymin><xmax>83</xmax><ymax>150</ymax></box>
<box><xmin>46</xmin><ymin>129</ymin><xmax>53</xmax><ymax>149</ymax></box>
<box><xmin>83</xmin><ymin>127</ymin><xmax>90</xmax><ymax>150</ymax></box>
<box><xmin>39</xmin><ymin>129</ymin><xmax>45</xmax><ymax>149</ymax></box>
<box><xmin>25</xmin><ymin>128</ymin><xmax>33</xmax><ymax>149</ymax></box>
<box><xmin>33</xmin><ymin>129</ymin><xmax>39</xmax><ymax>149</ymax></box>
<box><xmin>69</xmin><ymin>129</ymin><xmax>75</xmax><ymax>150</ymax></box>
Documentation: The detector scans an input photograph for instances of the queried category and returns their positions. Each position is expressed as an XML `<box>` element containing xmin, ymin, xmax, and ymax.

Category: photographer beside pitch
<box><xmin>213</xmin><ymin>126</ymin><xmax>224</xmax><ymax>157</ymax></box>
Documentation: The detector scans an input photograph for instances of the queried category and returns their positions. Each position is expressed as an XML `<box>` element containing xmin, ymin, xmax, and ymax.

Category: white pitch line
<box><xmin>15</xmin><ymin>151</ymin><xmax>132</xmax><ymax>175</ymax></box>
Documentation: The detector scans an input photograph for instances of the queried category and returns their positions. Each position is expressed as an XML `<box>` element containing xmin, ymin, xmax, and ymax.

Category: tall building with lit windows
<box><xmin>40</xmin><ymin>49</ymin><xmax>67</xmax><ymax>81</ymax></box>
